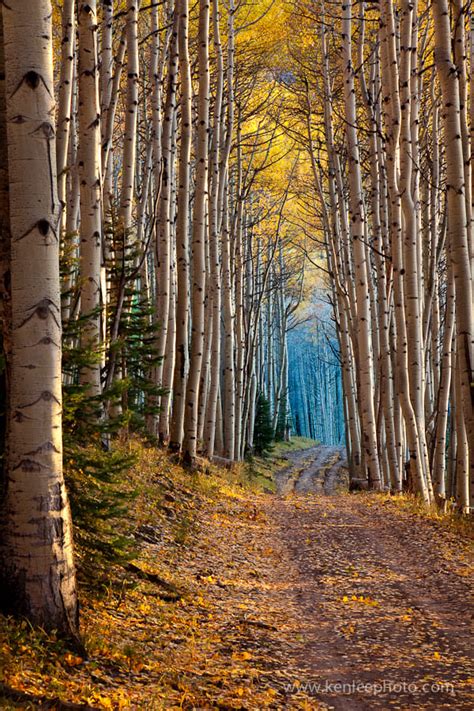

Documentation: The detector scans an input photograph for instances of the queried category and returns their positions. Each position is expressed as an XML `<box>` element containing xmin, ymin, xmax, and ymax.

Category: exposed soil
<box><xmin>2</xmin><ymin>446</ymin><xmax>471</xmax><ymax>710</ymax></box>
<box><xmin>163</xmin><ymin>445</ymin><xmax>473</xmax><ymax>709</ymax></box>
<box><xmin>274</xmin><ymin>445</ymin><xmax>348</xmax><ymax>496</ymax></box>
<box><xmin>270</xmin><ymin>501</ymin><xmax>472</xmax><ymax>709</ymax></box>
<box><xmin>266</xmin><ymin>447</ymin><xmax>474</xmax><ymax>709</ymax></box>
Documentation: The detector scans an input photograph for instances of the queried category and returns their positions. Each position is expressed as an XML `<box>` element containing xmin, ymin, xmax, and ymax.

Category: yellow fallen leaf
<box><xmin>63</xmin><ymin>652</ymin><xmax>83</xmax><ymax>667</ymax></box>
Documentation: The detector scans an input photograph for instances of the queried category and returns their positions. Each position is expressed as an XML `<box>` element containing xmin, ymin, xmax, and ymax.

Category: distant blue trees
<box><xmin>287</xmin><ymin>300</ymin><xmax>345</xmax><ymax>446</ymax></box>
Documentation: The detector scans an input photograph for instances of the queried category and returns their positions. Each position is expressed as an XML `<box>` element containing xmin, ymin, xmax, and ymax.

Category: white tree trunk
<box><xmin>169</xmin><ymin>0</ymin><xmax>192</xmax><ymax>450</ymax></box>
<box><xmin>1</xmin><ymin>0</ymin><xmax>79</xmax><ymax>635</ymax></box>
<box><xmin>433</xmin><ymin>0</ymin><xmax>474</xmax><ymax>497</ymax></box>
<box><xmin>183</xmin><ymin>0</ymin><xmax>210</xmax><ymax>463</ymax></box>
<box><xmin>342</xmin><ymin>0</ymin><xmax>381</xmax><ymax>489</ymax></box>
<box><xmin>78</xmin><ymin>0</ymin><xmax>103</xmax><ymax>397</ymax></box>
<box><xmin>56</xmin><ymin>0</ymin><xmax>75</xmax><ymax>233</ymax></box>
<box><xmin>203</xmin><ymin>0</ymin><xmax>224</xmax><ymax>458</ymax></box>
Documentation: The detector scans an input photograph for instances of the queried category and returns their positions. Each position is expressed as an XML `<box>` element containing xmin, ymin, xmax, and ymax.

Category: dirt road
<box><xmin>167</xmin><ymin>444</ymin><xmax>473</xmax><ymax>708</ymax></box>
<box><xmin>274</xmin><ymin>445</ymin><xmax>348</xmax><ymax>496</ymax></box>
<box><xmin>267</xmin><ymin>447</ymin><xmax>473</xmax><ymax>709</ymax></box>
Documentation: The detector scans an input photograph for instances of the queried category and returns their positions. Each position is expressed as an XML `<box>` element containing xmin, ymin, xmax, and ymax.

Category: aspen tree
<box><xmin>78</xmin><ymin>0</ymin><xmax>103</xmax><ymax>397</ymax></box>
<box><xmin>222</xmin><ymin>186</ymin><xmax>235</xmax><ymax>460</ymax></box>
<box><xmin>0</xmin><ymin>5</ymin><xmax>9</xmax><ymax>331</ymax></box>
<box><xmin>319</xmin><ymin>48</ymin><xmax>361</xmax><ymax>477</ymax></box>
<box><xmin>318</xmin><ymin>22</ymin><xmax>363</xmax><ymax>479</ymax></box>
<box><xmin>399</xmin><ymin>0</ymin><xmax>431</xmax><ymax>493</ymax></box>
<box><xmin>452</xmin><ymin>0</ymin><xmax>472</xmax><ymax>272</ymax></box>
<box><xmin>119</xmin><ymin>0</ymin><xmax>139</xmax><ymax>234</ymax></box>
<box><xmin>56</xmin><ymin>0</ymin><xmax>75</xmax><ymax>232</ymax></box>
<box><xmin>150</xmin><ymin>6</ymin><xmax>178</xmax><ymax>439</ymax></box>
<box><xmin>358</xmin><ymin>18</ymin><xmax>399</xmax><ymax>489</ymax></box>
<box><xmin>154</xmin><ymin>2</ymin><xmax>177</xmax><ymax>443</ymax></box>
<box><xmin>61</xmin><ymin>57</ymin><xmax>79</xmax><ymax>326</ymax></box>
<box><xmin>0</xmin><ymin>0</ymin><xmax>78</xmax><ymax>634</ymax></box>
<box><xmin>433</xmin><ymin>271</ymin><xmax>455</xmax><ymax>505</ymax></box>
<box><xmin>342</xmin><ymin>0</ymin><xmax>381</xmax><ymax>489</ymax></box>
<box><xmin>100</xmin><ymin>0</ymin><xmax>114</xmax><ymax>216</ymax></box>
<box><xmin>203</xmin><ymin>0</ymin><xmax>224</xmax><ymax>458</ymax></box>
<box><xmin>159</xmin><ymin>104</ymin><xmax>179</xmax><ymax>444</ymax></box>
<box><xmin>234</xmin><ymin>132</ymin><xmax>245</xmax><ymax>458</ymax></box>
<box><xmin>221</xmin><ymin>0</ymin><xmax>236</xmax><ymax>460</ymax></box>
<box><xmin>183</xmin><ymin>0</ymin><xmax>210</xmax><ymax>463</ymax></box>
<box><xmin>101</xmin><ymin>28</ymin><xmax>126</xmax><ymax>191</ymax></box>
<box><xmin>433</xmin><ymin>0</ymin><xmax>474</xmax><ymax>493</ymax></box>
<box><xmin>380</xmin><ymin>0</ymin><xmax>431</xmax><ymax>502</ymax></box>
<box><xmin>0</xmin><ymin>7</ymin><xmax>9</xmax><ymax>470</ymax></box>
<box><xmin>169</xmin><ymin>0</ymin><xmax>192</xmax><ymax>451</ymax></box>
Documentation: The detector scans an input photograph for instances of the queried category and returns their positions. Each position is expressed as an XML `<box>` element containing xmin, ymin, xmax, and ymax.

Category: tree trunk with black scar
<box><xmin>169</xmin><ymin>0</ymin><xmax>192</xmax><ymax>451</ymax></box>
<box><xmin>433</xmin><ymin>0</ymin><xmax>474</xmax><ymax>503</ymax></box>
<box><xmin>0</xmin><ymin>0</ymin><xmax>79</xmax><ymax>636</ymax></box>
<box><xmin>78</xmin><ymin>0</ymin><xmax>103</xmax><ymax>397</ymax></box>
<box><xmin>342</xmin><ymin>0</ymin><xmax>381</xmax><ymax>490</ymax></box>
<box><xmin>203</xmin><ymin>0</ymin><xmax>224</xmax><ymax>458</ymax></box>
<box><xmin>182</xmin><ymin>0</ymin><xmax>209</xmax><ymax>464</ymax></box>
<box><xmin>0</xmin><ymin>6</ymin><xmax>10</xmax><ymax>472</ymax></box>
<box><xmin>221</xmin><ymin>0</ymin><xmax>236</xmax><ymax>460</ymax></box>
<box><xmin>56</xmin><ymin>0</ymin><xmax>75</xmax><ymax>237</ymax></box>
<box><xmin>150</xmin><ymin>4</ymin><xmax>178</xmax><ymax>439</ymax></box>
<box><xmin>100</xmin><ymin>0</ymin><xmax>113</xmax><ymax>218</ymax></box>
<box><xmin>119</xmin><ymin>0</ymin><xmax>139</xmax><ymax>234</ymax></box>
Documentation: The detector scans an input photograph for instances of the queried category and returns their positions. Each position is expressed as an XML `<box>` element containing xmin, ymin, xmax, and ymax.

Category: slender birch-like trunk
<box><xmin>56</xmin><ymin>0</ymin><xmax>75</xmax><ymax>232</ymax></box>
<box><xmin>433</xmin><ymin>271</ymin><xmax>455</xmax><ymax>505</ymax></box>
<box><xmin>169</xmin><ymin>0</ymin><xmax>192</xmax><ymax>451</ymax></box>
<box><xmin>221</xmin><ymin>183</ymin><xmax>235</xmax><ymax>460</ymax></box>
<box><xmin>158</xmin><ymin>104</ymin><xmax>178</xmax><ymax>444</ymax></box>
<box><xmin>119</xmin><ymin>0</ymin><xmax>139</xmax><ymax>234</ymax></box>
<box><xmin>399</xmin><ymin>0</ymin><xmax>431</xmax><ymax>494</ymax></box>
<box><xmin>0</xmin><ymin>7</ymin><xmax>10</xmax><ymax>481</ymax></box>
<box><xmin>100</xmin><ymin>0</ymin><xmax>114</xmax><ymax>216</ymax></box>
<box><xmin>220</xmin><ymin>0</ymin><xmax>236</xmax><ymax>460</ymax></box>
<box><xmin>150</xmin><ymin>7</ymin><xmax>178</xmax><ymax>438</ymax></box>
<box><xmin>78</xmin><ymin>0</ymin><xmax>103</xmax><ymax>397</ymax></box>
<box><xmin>380</xmin><ymin>0</ymin><xmax>431</xmax><ymax>502</ymax></box>
<box><xmin>234</xmin><ymin>133</ymin><xmax>245</xmax><ymax>458</ymax></box>
<box><xmin>342</xmin><ymin>0</ymin><xmax>381</xmax><ymax>489</ymax></box>
<box><xmin>183</xmin><ymin>0</ymin><xmax>210</xmax><ymax>463</ymax></box>
<box><xmin>102</xmin><ymin>28</ymin><xmax>126</xmax><ymax>191</ymax></box>
<box><xmin>203</xmin><ymin>0</ymin><xmax>224</xmax><ymax>458</ymax></box>
<box><xmin>433</xmin><ymin>0</ymin><xmax>474</xmax><ymax>496</ymax></box>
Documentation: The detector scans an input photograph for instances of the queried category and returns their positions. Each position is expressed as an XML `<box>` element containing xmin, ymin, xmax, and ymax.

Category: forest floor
<box><xmin>0</xmin><ymin>440</ymin><xmax>472</xmax><ymax>710</ymax></box>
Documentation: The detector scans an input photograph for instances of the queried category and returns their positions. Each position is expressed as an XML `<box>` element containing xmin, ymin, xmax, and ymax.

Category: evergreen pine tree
<box><xmin>253</xmin><ymin>392</ymin><xmax>274</xmax><ymax>456</ymax></box>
